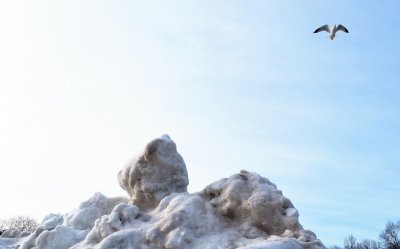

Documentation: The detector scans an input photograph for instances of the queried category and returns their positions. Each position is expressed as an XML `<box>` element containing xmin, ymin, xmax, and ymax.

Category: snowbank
<box><xmin>3</xmin><ymin>135</ymin><xmax>325</xmax><ymax>249</ymax></box>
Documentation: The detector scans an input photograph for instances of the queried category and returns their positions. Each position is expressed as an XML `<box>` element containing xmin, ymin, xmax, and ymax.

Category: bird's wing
<box><xmin>337</xmin><ymin>24</ymin><xmax>349</xmax><ymax>33</ymax></box>
<box><xmin>313</xmin><ymin>25</ymin><xmax>330</xmax><ymax>33</ymax></box>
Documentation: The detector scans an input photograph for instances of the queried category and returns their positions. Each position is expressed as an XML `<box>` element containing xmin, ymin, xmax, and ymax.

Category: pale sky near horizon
<box><xmin>1</xmin><ymin>1</ymin><xmax>399</xmax><ymax>246</ymax></box>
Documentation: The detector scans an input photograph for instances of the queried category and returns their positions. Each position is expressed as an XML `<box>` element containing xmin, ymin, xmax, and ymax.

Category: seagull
<box><xmin>313</xmin><ymin>24</ymin><xmax>349</xmax><ymax>40</ymax></box>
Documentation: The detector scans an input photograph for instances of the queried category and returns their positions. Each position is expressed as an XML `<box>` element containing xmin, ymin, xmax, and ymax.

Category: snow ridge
<box><xmin>10</xmin><ymin>135</ymin><xmax>325</xmax><ymax>249</ymax></box>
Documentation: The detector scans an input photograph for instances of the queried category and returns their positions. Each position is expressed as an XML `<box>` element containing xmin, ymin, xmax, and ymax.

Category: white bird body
<box><xmin>314</xmin><ymin>24</ymin><xmax>349</xmax><ymax>40</ymax></box>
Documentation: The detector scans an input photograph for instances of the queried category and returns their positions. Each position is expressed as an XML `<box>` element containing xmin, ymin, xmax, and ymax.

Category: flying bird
<box><xmin>313</xmin><ymin>24</ymin><xmax>349</xmax><ymax>40</ymax></box>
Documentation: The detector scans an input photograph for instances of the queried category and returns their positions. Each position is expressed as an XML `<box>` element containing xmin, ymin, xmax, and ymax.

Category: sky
<box><xmin>0</xmin><ymin>0</ymin><xmax>399</xmax><ymax>246</ymax></box>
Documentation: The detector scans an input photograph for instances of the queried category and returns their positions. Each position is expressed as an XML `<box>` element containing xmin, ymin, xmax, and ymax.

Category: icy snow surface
<box><xmin>1</xmin><ymin>135</ymin><xmax>325</xmax><ymax>249</ymax></box>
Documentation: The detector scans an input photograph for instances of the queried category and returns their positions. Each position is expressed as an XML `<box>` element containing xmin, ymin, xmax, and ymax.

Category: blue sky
<box><xmin>0</xmin><ymin>1</ymin><xmax>399</xmax><ymax>246</ymax></box>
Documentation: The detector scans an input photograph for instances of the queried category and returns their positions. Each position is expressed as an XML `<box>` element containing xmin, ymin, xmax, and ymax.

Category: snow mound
<box><xmin>12</xmin><ymin>135</ymin><xmax>325</xmax><ymax>249</ymax></box>
<box><xmin>118</xmin><ymin>134</ymin><xmax>189</xmax><ymax>210</ymax></box>
<box><xmin>202</xmin><ymin>170</ymin><xmax>302</xmax><ymax>236</ymax></box>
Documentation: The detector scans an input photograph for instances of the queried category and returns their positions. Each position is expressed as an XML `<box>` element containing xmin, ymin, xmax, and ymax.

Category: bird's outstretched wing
<box><xmin>313</xmin><ymin>25</ymin><xmax>330</xmax><ymax>33</ymax></box>
<box><xmin>337</xmin><ymin>24</ymin><xmax>349</xmax><ymax>33</ymax></box>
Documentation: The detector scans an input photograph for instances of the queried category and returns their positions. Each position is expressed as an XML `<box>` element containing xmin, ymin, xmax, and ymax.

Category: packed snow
<box><xmin>0</xmin><ymin>135</ymin><xmax>325</xmax><ymax>249</ymax></box>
